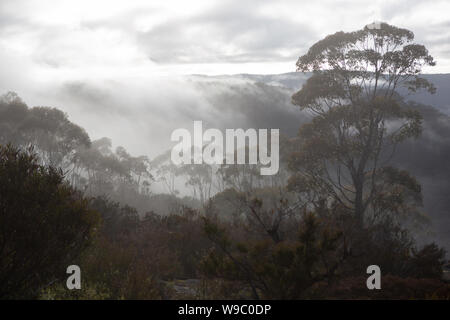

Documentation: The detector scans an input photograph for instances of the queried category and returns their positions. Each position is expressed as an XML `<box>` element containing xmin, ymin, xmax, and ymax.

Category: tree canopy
<box><xmin>289</xmin><ymin>22</ymin><xmax>436</xmax><ymax>227</ymax></box>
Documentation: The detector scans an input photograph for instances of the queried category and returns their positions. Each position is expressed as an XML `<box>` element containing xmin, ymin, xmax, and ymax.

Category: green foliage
<box><xmin>408</xmin><ymin>243</ymin><xmax>446</xmax><ymax>279</ymax></box>
<box><xmin>0</xmin><ymin>144</ymin><xmax>100</xmax><ymax>299</ymax></box>
<box><xmin>201</xmin><ymin>212</ymin><xmax>345</xmax><ymax>299</ymax></box>
<box><xmin>39</xmin><ymin>282</ymin><xmax>113</xmax><ymax>300</ymax></box>
<box><xmin>43</xmin><ymin>202</ymin><xmax>211</xmax><ymax>300</ymax></box>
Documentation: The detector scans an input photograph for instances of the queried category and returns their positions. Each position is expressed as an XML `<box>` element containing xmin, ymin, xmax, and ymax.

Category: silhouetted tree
<box><xmin>289</xmin><ymin>22</ymin><xmax>435</xmax><ymax>227</ymax></box>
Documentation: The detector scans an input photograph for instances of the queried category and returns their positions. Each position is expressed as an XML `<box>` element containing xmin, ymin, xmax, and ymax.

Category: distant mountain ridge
<box><xmin>191</xmin><ymin>72</ymin><xmax>450</xmax><ymax>114</ymax></box>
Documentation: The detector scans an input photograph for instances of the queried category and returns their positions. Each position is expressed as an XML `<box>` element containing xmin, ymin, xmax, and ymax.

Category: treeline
<box><xmin>0</xmin><ymin>91</ymin><xmax>286</xmax><ymax>213</ymax></box>
<box><xmin>0</xmin><ymin>91</ymin><xmax>195</xmax><ymax>214</ymax></box>
<box><xmin>0</xmin><ymin>92</ymin><xmax>151</xmax><ymax>194</ymax></box>
<box><xmin>1</xmin><ymin>143</ymin><xmax>448</xmax><ymax>299</ymax></box>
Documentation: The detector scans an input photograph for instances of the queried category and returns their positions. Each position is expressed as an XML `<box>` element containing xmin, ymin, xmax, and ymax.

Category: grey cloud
<box><xmin>46</xmin><ymin>74</ymin><xmax>310</xmax><ymax>159</ymax></box>
<box><xmin>379</xmin><ymin>0</ymin><xmax>423</xmax><ymax>21</ymax></box>
<box><xmin>2</xmin><ymin>0</ymin><xmax>449</xmax><ymax>69</ymax></box>
<box><xmin>138</xmin><ymin>1</ymin><xmax>316</xmax><ymax>63</ymax></box>
<box><xmin>60</xmin><ymin>82</ymin><xmax>114</xmax><ymax>113</ymax></box>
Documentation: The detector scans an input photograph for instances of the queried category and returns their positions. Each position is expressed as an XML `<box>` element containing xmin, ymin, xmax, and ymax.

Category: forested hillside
<box><xmin>1</xmin><ymin>22</ymin><xmax>450</xmax><ymax>300</ymax></box>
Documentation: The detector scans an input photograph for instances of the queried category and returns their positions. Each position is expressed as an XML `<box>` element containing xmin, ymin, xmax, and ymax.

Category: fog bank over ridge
<box><xmin>3</xmin><ymin>72</ymin><xmax>449</xmax><ymax>161</ymax></box>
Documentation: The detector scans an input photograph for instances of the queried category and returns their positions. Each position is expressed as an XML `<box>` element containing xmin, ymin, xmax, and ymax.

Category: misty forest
<box><xmin>1</xmin><ymin>22</ymin><xmax>450</xmax><ymax>300</ymax></box>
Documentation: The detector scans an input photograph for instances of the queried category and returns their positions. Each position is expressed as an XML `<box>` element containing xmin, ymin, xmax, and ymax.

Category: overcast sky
<box><xmin>1</xmin><ymin>0</ymin><xmax>449</xmax><ymax>79</ymax></box>
<box><xmin>0</xmin><ymin>0</ymin><xmax>449</xmax><ymax>157</ymax></box>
